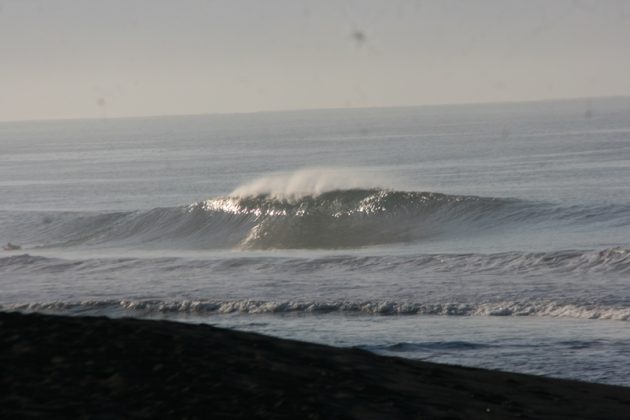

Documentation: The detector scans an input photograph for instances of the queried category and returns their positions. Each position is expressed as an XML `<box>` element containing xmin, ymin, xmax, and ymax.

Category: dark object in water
<box><xmin>3</xmin><ymin>242</ymin><xmax>21</xmax><ymax>251</ymax></box>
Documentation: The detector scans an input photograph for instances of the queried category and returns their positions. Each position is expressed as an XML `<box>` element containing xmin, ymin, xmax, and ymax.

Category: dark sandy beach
<box><xmin>1</xmin><ymin>312</ymin><xmax>629</xmax><ymax>419</ymax></box>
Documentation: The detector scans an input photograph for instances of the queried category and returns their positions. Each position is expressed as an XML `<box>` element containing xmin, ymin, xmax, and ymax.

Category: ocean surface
<box><xmin>1</xmin><ymin>97</ymin><xmax>630</xmax><ymax>386</ymax></box>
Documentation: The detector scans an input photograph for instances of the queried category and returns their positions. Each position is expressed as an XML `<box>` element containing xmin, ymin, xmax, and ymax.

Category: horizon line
<box><xmin>1</xmin><ymin>94</ymin><xmax>628</xmax><ymax>125</ymax></box>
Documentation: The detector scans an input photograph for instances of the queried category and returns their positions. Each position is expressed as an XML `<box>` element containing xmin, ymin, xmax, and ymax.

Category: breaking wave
<box><xmin>3</xmin><ymin>186</ymin><xmax>630</xmax><ymax>250</ymax></box>
<box><xmin>4</xmin><ymin>298</ymin><xmax>630</xmax><ymax>321</ymax></box>
<box><xmin>195</xmin><ymin>189</ymin><xmax>515</xmax><ymax>249</ymax></box>
<box><xmin>5</xmin><ymin>188</ymin><xmax>520</xmax><ymax>250</ymax></box>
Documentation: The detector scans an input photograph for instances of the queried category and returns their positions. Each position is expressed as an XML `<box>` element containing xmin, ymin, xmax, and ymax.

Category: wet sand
<box><xmin>1</xmin><ymin>311</ymin><xmax>629</xmax><ymax>419</ymax></box>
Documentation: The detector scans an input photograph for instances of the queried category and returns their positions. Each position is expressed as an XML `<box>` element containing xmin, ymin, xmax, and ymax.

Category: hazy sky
<box><xmin>2</xmin><ymin>0</ymin><xmax>630</xmax><ymax>121</ymax></box>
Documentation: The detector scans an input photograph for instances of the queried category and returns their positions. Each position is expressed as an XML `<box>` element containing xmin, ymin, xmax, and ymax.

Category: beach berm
<box><xmin>1</xmin><ymin>311</ymin><xmax>629</xmax><ymax>419</ymax></box>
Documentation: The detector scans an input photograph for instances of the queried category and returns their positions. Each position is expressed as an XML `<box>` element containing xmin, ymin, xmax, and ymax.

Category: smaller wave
<box><xmin>361</xmin><ymin>339</ymin><xmax>608</xmax><ymax>354</ymax></box>
<box><xmin>0</xmin><ymin>254</ymin><xmax>52</xmax><ymax>268</ymax></box>
<box><xmin>365</xmin><ymin>341</ymin><xmax>492</xmax><ymax>353</ymax></box>
<box><xmin>2</xmin><ymin>248</ymin><xmax>630</xmax><ymax>276</ymax></box>
<box><xmin>4</xmin><ymin>299</ymin><xmax>630</xmax><ymax>321</ymax></box>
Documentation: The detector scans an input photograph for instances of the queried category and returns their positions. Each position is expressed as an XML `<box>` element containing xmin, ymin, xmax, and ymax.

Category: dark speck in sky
<box><xmin>351</xmin><ymin>30</ymin><xmax>367</xmax><ymax>47</ymax></box>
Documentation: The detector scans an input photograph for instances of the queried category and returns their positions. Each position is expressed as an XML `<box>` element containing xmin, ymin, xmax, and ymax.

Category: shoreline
<box><xmin>2</xmin><ymin>311</ymin><xmax>629</xmax><ymax>419</ymax></box>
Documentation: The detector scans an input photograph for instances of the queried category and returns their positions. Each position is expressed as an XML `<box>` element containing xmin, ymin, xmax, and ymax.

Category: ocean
<box><xmin>1</xmin><ymin>97</ymin><xmax>629</xmax><ymax>386</ymax></box>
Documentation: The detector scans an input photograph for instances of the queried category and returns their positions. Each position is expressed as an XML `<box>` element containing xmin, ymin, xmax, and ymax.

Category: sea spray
<box><xmin>230</xmin><ymin>168</ymin><xmax>406</xmax><ymax>199</ymax></box>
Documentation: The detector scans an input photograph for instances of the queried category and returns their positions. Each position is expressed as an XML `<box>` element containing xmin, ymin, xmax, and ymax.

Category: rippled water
<box><xmin>1</xmin><ymin>97</ymin><xmax>630</xmax><ymax>385</ymax></box>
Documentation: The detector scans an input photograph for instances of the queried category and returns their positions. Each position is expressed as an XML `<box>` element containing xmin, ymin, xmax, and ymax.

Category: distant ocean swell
<box><xmin>4</xmin><ymin>188</ymin><xmax>630</xmax><ymax>250</ymax></box>
<box><xmin>4</xmin><ymin>298</ymin><xmax>630</xmax><ymax>321</ymax></box>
